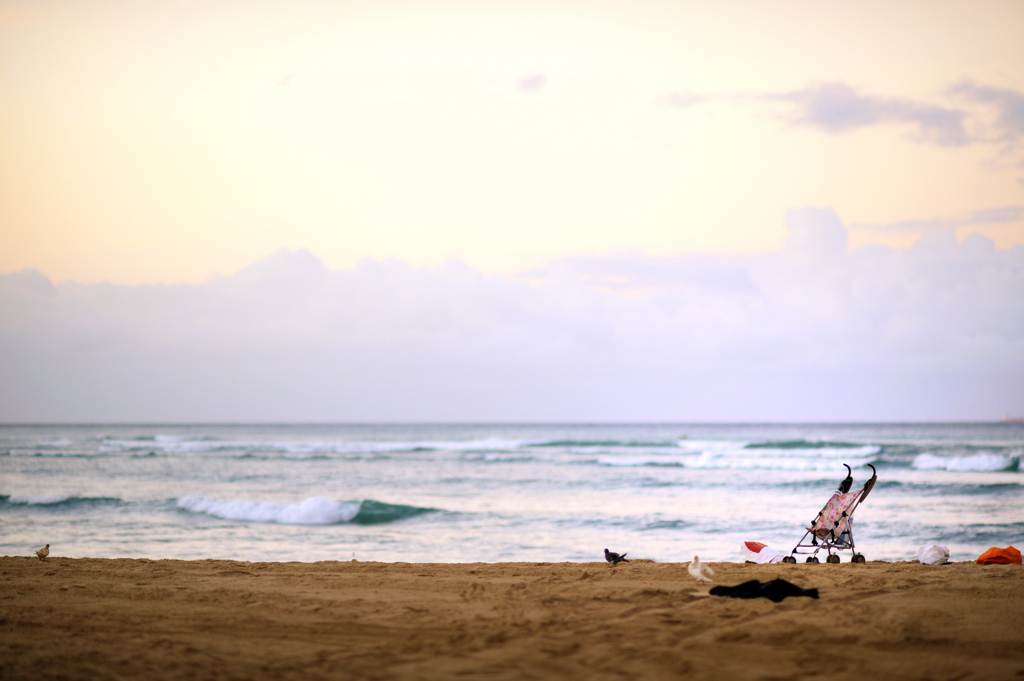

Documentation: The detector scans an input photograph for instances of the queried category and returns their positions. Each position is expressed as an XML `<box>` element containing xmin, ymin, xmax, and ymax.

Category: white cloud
<box><xmin>665</xmin><ymin>91</ymin><xmax>704</xmax><ymax>109</ymax></box>
<box><xmin>2</xmin><ymin>209</ymin><xmax>1022</xmax><ymax>422</ymax></box>
<box><xmin>759</xmin><ymin>81</ymin><xmax>1024</xmax><ymax>161</ymax></box>
<box><xmin>516</xmin><ymin>74</ymin><xmax>546</xmax><ymax>94</ymax></box>
<box><xmin>849</xmin><ymin>205</ymin><xmax>1024</xmax><ymax>235</ymax></box>
<box><xmin>770</xmin><ymin>82</ymin><xmax>971</xmax><ymax>146</ymax></box>
<box><xmin>948</xmin><ymin>80</ymin><xmax>1024</xmax><ymax>150</ymax></box>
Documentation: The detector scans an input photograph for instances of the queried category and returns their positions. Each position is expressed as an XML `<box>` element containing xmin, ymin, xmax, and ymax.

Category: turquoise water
<box><xmin>2</xmin><ymin>423</ymin><xmax>1021</xmax><ymax>563</ymax></box>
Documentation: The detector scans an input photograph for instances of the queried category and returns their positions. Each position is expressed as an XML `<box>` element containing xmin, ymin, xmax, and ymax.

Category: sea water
<box><xmin>2</xmin><ymin>423</ymin><xmax>1021</xmax><ymax>564</ymax></box>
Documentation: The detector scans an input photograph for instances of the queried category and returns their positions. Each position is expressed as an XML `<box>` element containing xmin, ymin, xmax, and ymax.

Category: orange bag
<box><xmin>975</xmin><ymin>546</ymin><xmax>1022</xmax><ymax>565</ymax></box>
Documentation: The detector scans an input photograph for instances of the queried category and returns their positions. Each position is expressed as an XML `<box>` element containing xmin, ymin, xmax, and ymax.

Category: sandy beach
<box><xmin>2</xmin><ymin>557</ymin><xmax>1023</xmax><ymax>680</ymax></box>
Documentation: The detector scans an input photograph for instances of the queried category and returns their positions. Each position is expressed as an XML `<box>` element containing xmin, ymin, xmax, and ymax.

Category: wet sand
<box><xmin>2</xmin><ymin>556</ymin><xmax>1023</xmax><ymax>680</ymax></box>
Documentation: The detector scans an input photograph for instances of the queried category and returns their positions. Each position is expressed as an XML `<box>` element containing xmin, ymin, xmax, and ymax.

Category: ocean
<box><xmin>2</xmin><ymin>423</ymin><xmax>1021</xmax><ymax>564</ymax></box>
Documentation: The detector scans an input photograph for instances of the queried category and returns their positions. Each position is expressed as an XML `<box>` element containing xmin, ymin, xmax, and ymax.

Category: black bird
<box><xmin>604</xmin><ymin>548</ymin><xmax>629</xmax><ymax>566</ymax></box>
<box><xmin>837</xmin><ymin>464</ymin><xmax>853</xmax><ymax>494</ymax></box>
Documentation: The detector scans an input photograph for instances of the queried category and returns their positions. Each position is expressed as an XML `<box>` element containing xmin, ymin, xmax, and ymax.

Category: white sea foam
<box><xmin>599</xmin><ymin>443</ymin><xmax>880</xmax><ymax>471</ymax></box>
<box><xmin>273</xmin><ymin>438</ymin><xmax>533</xmax><ymax>455</ymax></box>
<box><xmin>482</xmin><ymin>453</ymin><xmax>533</xmax><ymax>462</ymax></box>
<box><xmin>591</xmin><ymin>449</ymin><xmax>879</xmax><ymax>470</ymax></box>
<box><xmin>278</xmin><ymin>441</ymin><xmax>412</xmax><ymax>455</ymax></box>
<box><xmin>676</xmin><ymin>440</ymin><xmax>751</xmax><ymax>451</ymax></box>
<box><xmin>102</xmin><ymin>438</ymin><xmax>533</xmax><ymax>455</ymax></box>
<box><xmin>912</xmin><ymin>453</ymin><xmax>1018</xmax><ymax>472</ymax></box>
<box><xmin>673</xmin><ymin>442</ymin><xmax>880</xmax><ymax>463</ymax></box>
<box><xmin>737</xmin><ymin>446</ymin><xmax>880</xmax><ymax>458</ymax></box>
<box><xmin>176</xmin><ymin>495</ymin><xmax>361</xmax><ymax>525</ymax></box>
<box><xmin>568</xmin><ymin>445</ymin><xmax>686</xmax><ymax>455</ymax></box>
<box><xmin>688</xmin><ymin>453</ymin><xmax>877</xmax><ymax>471</ymax></box>
<box><xmin>595</xmin><ymin>455</ymin><xmax>691</xmax><ymax>467</ymax></box>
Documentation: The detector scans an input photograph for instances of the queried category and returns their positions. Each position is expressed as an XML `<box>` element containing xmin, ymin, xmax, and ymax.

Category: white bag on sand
<box><xmin>741</xmin><ymin>541</ymin><xmax>785</xmax><ymax>564</ymax></box>
<box><xmin>918</xmin><ymin>544</ymin><xmax>950</xmax><ymax>565</ymax></box>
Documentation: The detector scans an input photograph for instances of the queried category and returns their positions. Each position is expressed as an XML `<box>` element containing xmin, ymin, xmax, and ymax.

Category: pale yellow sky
<box><xmin>1</xmin><ymin>0</ymin><xmax>1023</xmax><ymax>284</ymax></box>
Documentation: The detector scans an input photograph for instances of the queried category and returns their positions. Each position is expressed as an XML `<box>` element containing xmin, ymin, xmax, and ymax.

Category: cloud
<box><xmin>2</xmin><ymin>211</ymin><xmax>1022</xmax><ymax>422</ymax></box>
<box><xmin>783</xmin><ymin>206</ymin><xmax>848</xmax><ymax>258</ymax></box>
<box><xmin>772</xmin><ymin>82</ymin><xmax>970</xmax><ymax>146</ymax></box>
<box><xmin>768</xmin><ymin>80</ymin><xmax>1024</xmax><ymax>157</ymax></box>
<box><xmin>948</xmin><ymin>80</ymin><xmax>1024</xmax><ymax>151</ymax></box>
<box><xmin>666</xmin><ymin>91</ymin><xmax>704</xmax><ymax>109</ymax></box>
<box><xmin>516</xmin><ymin>74</ymin><xmax>546</xmax><ymax>94</ymax></box>
<box><xmin>849</xmin><ymin>205</ymin><xmax>1024</xmax><ymax>235</ymax></box>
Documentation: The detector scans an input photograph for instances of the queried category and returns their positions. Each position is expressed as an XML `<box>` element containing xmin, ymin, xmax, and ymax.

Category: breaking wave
<box><xmin>912</xmin><ymin>453</ymin><xmax>1019</xmax><ymax>472</ymax></box>
<box><xmin>0</xmin><ymin>495</ymin><xmax>124</xmax><ymax>509</ymax></box>
<box><xmin>744</xmin><ymin>440</ymin><xmax>868</xmax><ymax>450</ymax></box>
<box><xmin>175</xmin><ymin>495</ymin><xmax>435</xmax><ymax>525</ymax></box>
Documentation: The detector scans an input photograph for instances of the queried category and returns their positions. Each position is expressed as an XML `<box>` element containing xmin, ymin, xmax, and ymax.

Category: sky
<box><xmin>1</xmin><ymin>0</ymin><xmax>1023</xmax><ymax>421</ymax></box>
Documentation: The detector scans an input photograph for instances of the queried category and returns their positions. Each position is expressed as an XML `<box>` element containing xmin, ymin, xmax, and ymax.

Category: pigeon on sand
<box><xmin>35</xmin><ymin>544</ymin><xmax>49</xmax><ymax>561</ymax></box>
<box><xmin>688</xmin><ymin>555</ymin><xmax>714</xmax><ymax>583</ymax></box>
<box><xmin>604</xmin><ymin>548</ymin><xmax>629</xmax><ymax>566</ymax></box>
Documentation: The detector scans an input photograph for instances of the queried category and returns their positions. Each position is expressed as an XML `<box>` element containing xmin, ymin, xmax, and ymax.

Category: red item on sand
<box><xmin>975</xmin><ymin>546</ymin><xmax>1022</xmax><ymax>565</ymax></box>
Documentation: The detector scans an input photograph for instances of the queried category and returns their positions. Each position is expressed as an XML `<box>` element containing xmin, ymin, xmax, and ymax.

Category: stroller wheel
<box><xmin>782</xmin><ymin>556</ymin><xmax>797</xmax><ymax>564</ymax></box>
<box><xmin>852</xmin><ymin>554</ymin><xmax>866</xmax><ymax>564</ymax></box>
<box><xmin>805</xmin><ymin>557</ymin><xmax>819</xmax><ymax>564</ymax></box>
<box><xmin>826</xmin><ymin>554</ymin><xmax>841</xmax><ymax>564</ymax></box>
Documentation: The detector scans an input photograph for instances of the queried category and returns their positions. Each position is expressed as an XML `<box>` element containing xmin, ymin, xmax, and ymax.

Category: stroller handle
<box><xmin>860</xmin><ymin>464</ymin><xmax>878</xmax><ymax>502</ymax></box>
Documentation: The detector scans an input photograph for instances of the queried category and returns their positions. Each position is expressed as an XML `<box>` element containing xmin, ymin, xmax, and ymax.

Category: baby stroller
<box><xmin>782</xmin><ymin>463</ymin><xmax>877</xmax><ymax>564</ymax></box>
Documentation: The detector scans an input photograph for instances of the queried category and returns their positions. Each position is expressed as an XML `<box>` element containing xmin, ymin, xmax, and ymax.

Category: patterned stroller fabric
<box><xmin>810</xmin><ymin>490</ymin><xmax>861</xmax><ymax>540</ymax></box>
<box><xmin>784</xmin><ymin>464</ymin><xmax>877</xmax><ymax>563</ymax></box>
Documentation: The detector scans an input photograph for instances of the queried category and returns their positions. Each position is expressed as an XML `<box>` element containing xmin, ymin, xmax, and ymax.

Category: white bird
<box><xmin>35</xmin><ymin>544</ymin><xmax>49</xmax><ymax>561</ymax></box>
<box><xmin>688</xmin><ymin>555</ymin><xmax>714</xmax><ymax>583</ymax></box>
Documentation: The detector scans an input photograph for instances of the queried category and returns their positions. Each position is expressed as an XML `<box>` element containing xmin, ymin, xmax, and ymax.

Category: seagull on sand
<box><xmin>688</xmin><ymin>555</ymin><xmax>714</xmax><ymax>583</ymax></box>
<box><xmin>604</xmin><ymin>548</ymin><xmax>629</xmax><ymax>566</ymax></box>
<box><xmin>35</xmin><ymin>544</ymin><xmax>49</xmax><ymax>561</ymax></box>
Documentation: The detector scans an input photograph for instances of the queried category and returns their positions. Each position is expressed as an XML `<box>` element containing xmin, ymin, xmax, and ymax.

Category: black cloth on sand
<box><xmin>709</xmin><ymin>579</ymin><xmax>819</xmax><ymax>603</ymax></box>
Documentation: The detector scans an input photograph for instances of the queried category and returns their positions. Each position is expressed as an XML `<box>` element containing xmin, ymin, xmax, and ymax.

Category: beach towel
<box><xmin>918</xmin><ymin>544</ymin><xmax>950</xmax><ymax>565</ymax></box>
<box><xmin>710</xmin><ymin>579</ymin><xmax>819</xmax><ymax>603</ymax></box>
<box><xmin>741</xmin><ymin>541</ymin><xmax>785</xmax><ymax>564</ymax></box>
<box><xmin>975</xmin><ymin>546</ymin><xmax>1022</xmax><ymax>565</ymax></box>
